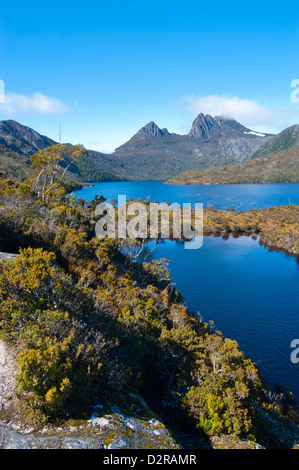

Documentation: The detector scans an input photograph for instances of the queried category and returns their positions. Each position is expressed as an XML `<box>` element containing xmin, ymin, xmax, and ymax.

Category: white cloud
<box><xmin>0</xmin><ymin>92</ymin><xmax>69</xmax><ymax>117</ymax></box>
<box><xmin>177</xmin><ymin>93</ymin><xmax>292</xmax><ymax>130</ymax></box>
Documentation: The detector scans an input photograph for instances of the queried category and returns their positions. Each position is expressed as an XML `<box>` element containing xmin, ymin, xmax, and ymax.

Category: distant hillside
<box><xmin>252</xmin><ymin>125</ymin><xmax>299</xmax><ymax>158</ymax></box>
<box><xmin>0</xmin><ymin>120</ymin><xmax>56</xmax><ymax>156</ymax></box>
<box><xmin>166</xmin><ymin>148</ymin><xmax>299</xmax><ymax>185</ymax></box>
<box><xmin>0</xmin><ymin>120</ymin><xmax>119</xmax><ymax>185</ymax></box>
<box><xmin>0</xmin><ymin>120</ymin><xmax>56</xmax><ymax>181</ymax></box>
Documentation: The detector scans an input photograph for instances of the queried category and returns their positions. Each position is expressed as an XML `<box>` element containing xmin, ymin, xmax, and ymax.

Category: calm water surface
<box><xmin>150</xmin><ymin>236</ymin><xmax>299</xmax><ymax>403</ymax></box>
<box><xmin>76</xmin><ymin>182</ymin><xmax>299</xmax><ymax>402</ymax></box>
<box><xmin>75</xmin><ymin>181</ymin><xmax>299</xmax><ymax>211</ymax></box>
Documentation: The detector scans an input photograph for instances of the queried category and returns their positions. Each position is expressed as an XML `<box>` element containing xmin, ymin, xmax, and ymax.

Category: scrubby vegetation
<box><xmin>0</xmin><ymin>182</ymin><xmax>262</xmax><ymax>434</ymax></box>
<box><xmin>203</xmin><ymin>205</ymin><xmax>299</xmax><ymax>257</ymax></box>
<box><xmin>114</xmin><ymin>200</ymin><xmax>299</xmax><ymax>257</ymax></box>
<box><xmin>0</xmin><ymin>147</ymin><xmax>298</xmax><ymax>446</ymax></box>
<box><xmin>166</xmin><ymin>149</ymin><xmax>299</xmax><ymax>185</ymax></box>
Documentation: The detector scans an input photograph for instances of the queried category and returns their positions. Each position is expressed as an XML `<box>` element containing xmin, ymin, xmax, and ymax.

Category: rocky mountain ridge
<box><xmin>0</xmin><ymin>116</ymin><xmax>298</xmax><ymax>182</ymax></box>
<box><xmin>111</xmin><ymin>114</ymin><xmax>273</xmax><ymax>179</ymax></box>
<box><xmin>188</xmin><ymin>113</ymin><xmax>262</xmax><ymax>139</ymax></box>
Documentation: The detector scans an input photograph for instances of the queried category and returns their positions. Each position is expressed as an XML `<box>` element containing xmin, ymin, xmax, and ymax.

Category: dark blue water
<box><xmin>76</xmin><ymin>182</ymin><xmax>299</xmax><ymax>403</ymax></box>
<box><xmin>75</xmin><ymin>181</ymin><xmax>299</xmax><ymax>211</ymax></box>
<box><xmin>150</xmin><ymin>236</ymin><xmax>299</xmax><ymax>403</ymax></box>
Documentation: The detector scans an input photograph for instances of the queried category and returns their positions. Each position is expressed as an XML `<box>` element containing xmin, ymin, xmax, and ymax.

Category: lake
<box><xmin>75</xmin><ymin>181</ymin><xmax>299</xmax><ymax>211</ymax></box>
<box><xmin>76</xmin><ymin>182</ymin><xmax>299</xmax><ymax>403</ymax></box>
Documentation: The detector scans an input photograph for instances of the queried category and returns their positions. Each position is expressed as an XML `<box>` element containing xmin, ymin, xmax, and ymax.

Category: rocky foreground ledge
<box><xmin>0</xmin><ymin>404</ymin><xmax>178</xmax><ymax>450</ymax></box>
<box><xmin>0</xmin><ymin>339</ymin><xmax>263</xmax><ymax>450</ymax></box>
<box><xmin>0</xmin><ymin>340</ymin><xmax>180</xmax><ymax>449</ymax></box>
<box><xmin>1</xmin><ymin>341</ymin><xmax>299</xmax><ymax>449</ymax></box>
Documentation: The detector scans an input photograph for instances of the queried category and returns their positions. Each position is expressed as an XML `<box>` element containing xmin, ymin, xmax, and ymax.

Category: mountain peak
<box><xmin>188</xmin><ymin>113</ymin><xmax>249</xmax><ymax>139</ymax></box>
<box><xmin>115</xmin><ymin>121</ymin><xmax>171</xmax><ymax>151</ymax></box>
<box><xmin>136</xmin><ymin>121</ymin><xmax>170</xmax><ymax>139</ymax></box>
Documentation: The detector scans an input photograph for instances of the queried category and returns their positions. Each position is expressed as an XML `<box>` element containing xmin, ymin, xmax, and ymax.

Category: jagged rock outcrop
<box><xmin>136</xmin><ymin>121</ymin><xmax>170</xmax><ymax>140</ymax></box>
<box><xmin>115</xmin><ymin>121</ymin><xmax>171</xmax><ymax>151</ymax></box>
<box><xmin>188</xmin><ymin>113</ymin><xmax>251</xmax><ymax>140</ymax></box>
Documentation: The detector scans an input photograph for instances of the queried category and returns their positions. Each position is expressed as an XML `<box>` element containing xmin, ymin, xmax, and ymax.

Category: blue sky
<box><xmin>0</xmin><ymin>0</ymin><xmax>298</xmax><ymax>152</ymax></box>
